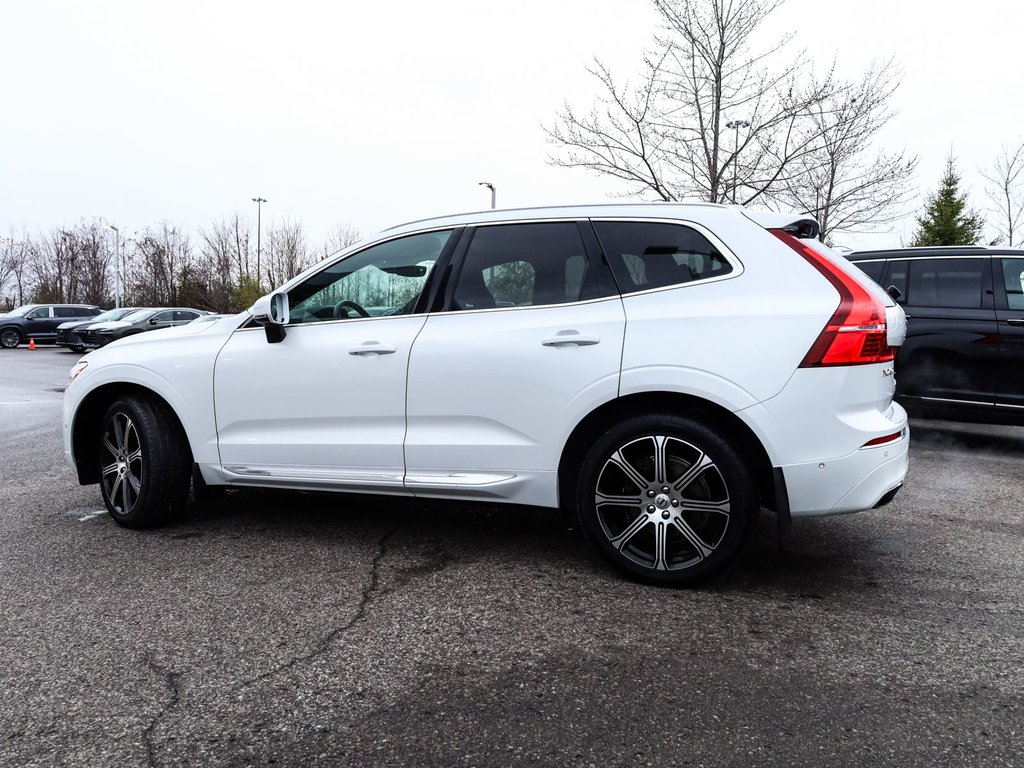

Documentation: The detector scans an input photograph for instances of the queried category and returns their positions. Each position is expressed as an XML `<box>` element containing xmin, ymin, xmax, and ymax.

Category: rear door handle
<box><xmin>542</xmin><ymin>331</ymin><xmax>601</xmax><ymax>347</ymax></box>
<box><xmin>1006</xmin><ymin>318</ymin><xmax>1024</xmax><ymax>327</ymax></box>
<box><xmin>349</xmin><ymin>342</ymin><xmax>397</xmax><ymax>356</ymax></box>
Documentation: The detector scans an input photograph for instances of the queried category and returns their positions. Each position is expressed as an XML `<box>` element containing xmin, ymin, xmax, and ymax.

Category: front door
<box><xmin>214</xmin><ymin>229</ymin><xmax>454</xmax><ymax>492</ymax></box>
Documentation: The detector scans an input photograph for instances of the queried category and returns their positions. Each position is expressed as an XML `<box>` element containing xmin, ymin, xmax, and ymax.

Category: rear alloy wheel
<box><xmin>577</xmin><ymin>414</ymin><xmax>756</xmax><ymax>586</ymax></box>
<box><xmin>99</xmin><ymin>396</ymin><xmax>191</xmax><ymax>528</ymax></box>
<box><xmin>0</xmin><ymin>328</ymin><xmax>22</xmax><ymax>348</ymax></box>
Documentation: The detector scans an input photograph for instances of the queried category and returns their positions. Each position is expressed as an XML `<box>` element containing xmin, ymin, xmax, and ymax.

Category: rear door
<box><xmin>404</xmin><ymin>220</ymin><xmax>624</xmax><ymax>506</ymax></box>
<box><xmin>995</xmin><ymin>256</ymin><xmax>1024</xmax><ymax>409</ymax></box>
<box><xmin>886</xmin><ymin>257</ymin><xmax>998</xmax><ymax>406</ymax></box>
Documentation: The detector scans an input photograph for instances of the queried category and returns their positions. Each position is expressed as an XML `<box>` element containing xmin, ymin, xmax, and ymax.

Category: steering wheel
<box><xmin>333</xmin><ymin>300</ymin><xmax>371</xmax><ymax>319</ymax></box>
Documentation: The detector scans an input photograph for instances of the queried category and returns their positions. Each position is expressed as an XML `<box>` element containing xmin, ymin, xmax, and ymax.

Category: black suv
<box><xmin>0</xmin><ymin>304</ymin><xmax>102</xmax><ymax>348</ymax></box>
<box><xmin>847</xmin><ymin>247</ymin><xmax>1024</xmax><ymax>424</ymax></box>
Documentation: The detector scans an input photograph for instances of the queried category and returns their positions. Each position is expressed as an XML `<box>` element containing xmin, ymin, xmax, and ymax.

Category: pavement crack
<box><xmin>235</xmin><ymin>520</ymin><xmax>406</xmax><ymax>692</ymax></box>
<box><xmin>142</xmin><ymin>654</ymin><xmax>181</xmax><ymax>768</ymax></box>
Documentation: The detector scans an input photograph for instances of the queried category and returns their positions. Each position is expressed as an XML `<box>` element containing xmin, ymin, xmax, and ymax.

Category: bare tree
<box><xmin>264</xmin><ymin>220</ymin><xmax>313</xmax><ymax>289</ymax></box>
<box><xmin>324</xmin><ymin>223</ymin><xmax>361</xmax><ymax>257</ymax></box>
<box><xmin>780</xmin><ymin>61</ymin><xmax>917</xmax><ymax>243</ymax></box>
<box><xmin>981</xmin><ymin>140</ymin><xmax>1024</xmax><ymax>247</ymax></box>
<box><xmin>547</xmin><ymin>0</ymin><xmax>841</xmax><ymax>206</ymax></box>
<box><xmin>127</xmin><ymin>222</ymin><xmax>191</xmax><ymax>306</ymax></box>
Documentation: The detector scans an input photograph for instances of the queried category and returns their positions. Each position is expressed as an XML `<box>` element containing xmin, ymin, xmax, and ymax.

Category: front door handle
<box><xmin>542</xmin><ymin>331</ymin><xmax>601</xmax><ymax>347</ymax></box>
<box><xmin>1006</xmin><ymin>318</ymin><xmax>1024</xmax><ymax>327</ymax></box>
<box><xmin>349</xmin><ymin>342</ymin><xmax>397</xmax><ymax>356</ymax></box>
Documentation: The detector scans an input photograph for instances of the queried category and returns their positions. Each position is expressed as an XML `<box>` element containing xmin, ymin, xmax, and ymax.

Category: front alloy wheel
<box><xmin>98</xmin><ymin>396</ymin><xmax>191</xmax><ymax>527</ymax></box>
<box><xmin>578</xmin><ymin>414</ymin><xmax>756</xmax><ymax>585</ymax></box>
<box><xmin>100</xmin><ymin>410</ymin><xmax>144</xmax><ymax>516</ymax></box>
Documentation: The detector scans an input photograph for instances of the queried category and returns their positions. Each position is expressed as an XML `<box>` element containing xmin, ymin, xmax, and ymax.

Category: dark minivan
<box><xmin>847</xmin><ymin>246</ymin><xmax>1024</xmax><ymax>424</ymax></box>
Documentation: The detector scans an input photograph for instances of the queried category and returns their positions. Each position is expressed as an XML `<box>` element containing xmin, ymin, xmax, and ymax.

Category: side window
<box><xmin>887</xmin><ymin>261</ymin><xmax>908</xmax><ymax>303</ymax></box>
<box><xmin>1001</xmin><ymin>258</ymin><xmax>1024</xmax><ymax>311</ymax></box>
<box><xmin>54</xmin><ymin>307</ymin><xmax>80</xmax><ymax>318</ymax></box>
<box><xmin>592</xmin><ymin>221</ymin><xmax>733</xmax><ymax>293</ymax></box>
<box><xmin>854</xmin><ymin>261</ymin><xmax>885</xmax><ymax>285</ymax></box>
<box><xmin>288</xmin><ymin>230</ymin><xmax>451</xmax><ymax>324</ymax></box>
<box><xmin>152</xmin><ymin>311</ymin><xmax>174</xmax><ymax>323</ymax></box>
<box><xmin>174</xmin><ymin>311</ymin><xmax>199</xmax><ymax>322</ymax></box>
<box><xmin>26</xmin><ymin>307</ymin><xmax>50</xmax><ymax>319</ymax></box>
<box><xmin>452</xmin><ymin>222</ymin><xmax>605</xmax><ymax>311</ymax></box>
<box><xmin>907</xmin><ymin>258</ymin><xmax>984</xmax><ymax>309</ymax></box>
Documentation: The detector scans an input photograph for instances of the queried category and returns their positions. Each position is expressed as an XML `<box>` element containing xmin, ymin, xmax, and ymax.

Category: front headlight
<box><xmin>68</xmin><ymin>360</ymin><xmax>88</xmax><ymax>385</ymax></box>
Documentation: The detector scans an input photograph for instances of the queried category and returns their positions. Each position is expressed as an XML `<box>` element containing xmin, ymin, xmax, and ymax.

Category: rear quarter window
<box><xmin>592</xmin><ymin>220</ymin><xmax>733</xmax><ymax>293</ymax></box>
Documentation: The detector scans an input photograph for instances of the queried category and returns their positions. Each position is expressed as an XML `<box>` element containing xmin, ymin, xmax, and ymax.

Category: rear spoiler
<box><xmin>741</xmin><ymin>210</ymin><xmax>820</xmax><ymax>240</ymax></box>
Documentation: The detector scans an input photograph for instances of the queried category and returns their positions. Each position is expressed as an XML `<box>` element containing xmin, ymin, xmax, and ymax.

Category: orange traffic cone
<box><xmin>28</xmin><ymin>338</ymin><xmax>36</xmax><ymax>350</ymax></box>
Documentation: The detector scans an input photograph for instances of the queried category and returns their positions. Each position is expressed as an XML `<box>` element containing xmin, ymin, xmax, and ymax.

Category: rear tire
<box><xmin>576</xmin><ymin>413</ymin><xmax>757</xmax><ymax>586</ymax></box>
<box><xmin>98</xmin><ymin>395</ymin><xmax>191</xmax><ymax>528</ymax></box>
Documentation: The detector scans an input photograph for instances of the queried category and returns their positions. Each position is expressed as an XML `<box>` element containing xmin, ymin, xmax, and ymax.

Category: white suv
<box><xmin>63</xmin><ymin>204</ymin><xmax>909</xmax><ymax>585</ymax></box>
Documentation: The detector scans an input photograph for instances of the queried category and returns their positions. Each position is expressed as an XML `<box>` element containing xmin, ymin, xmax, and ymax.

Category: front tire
<box><xmin>0</xmin><ymin>328</ymin><xmax>22</xmax><ymax>348</ymax></box>
<box><xmin>98</xmin><ymin>396</ymin><xmax>191</xmax><ymax>528</ymax></box>
<box><xmin>576</xmin><ymin>413</ymin><xmax>757</xmax><ymax>586</ymax></box>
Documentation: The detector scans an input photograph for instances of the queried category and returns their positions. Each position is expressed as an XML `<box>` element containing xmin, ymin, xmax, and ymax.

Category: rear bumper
<box><xmin>781</xmin><ymin>418</ymin><xmax>909</xmax><ymax>517</ymax></box>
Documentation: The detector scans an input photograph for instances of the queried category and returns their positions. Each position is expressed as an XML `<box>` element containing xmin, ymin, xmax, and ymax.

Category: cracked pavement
<box><xmin>1</xmin><ymin>348</ymin><xmax>1022</xmax><ymax>767</ymax></box>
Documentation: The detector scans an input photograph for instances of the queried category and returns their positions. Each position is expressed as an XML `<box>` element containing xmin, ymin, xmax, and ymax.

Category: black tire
<box><xmin>0</xmin><ymin>328</ymin><xmax>22</xmax><ymax>349</ymax></box>
<box><xmin>70</xmin><ymin>344</ymin><xmax>85</xmax><ymax>353</ymax></box>
<box><xmin>98</xmin><ymin>395</ymin><xmax>192</xmax><ymax>528</ymax></box>
<box><xmin>576</xmin><ymin>413</ymin><xmax>757</xmax><ymax>586</ymax></box>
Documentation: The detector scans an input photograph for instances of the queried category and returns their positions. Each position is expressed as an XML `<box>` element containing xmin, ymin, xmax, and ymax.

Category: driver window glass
<box><xmin>153</xmin><ymin>312</ymin><xmax>174</xmax><ymax>323</ymax></box>
<box><xmin>287</xmin><ymin>230</ymin><xmax>452</xmax><ymax>324</ymax></box>
<box><xmin>27</xmin><ymin>308</ymin><xmax>48</xmax><ymax>319</ymax></box>
<box><xmin>1001</xmin><ymin>258</ymin><xmax>1024</xmax><ymax>310</ymax></box>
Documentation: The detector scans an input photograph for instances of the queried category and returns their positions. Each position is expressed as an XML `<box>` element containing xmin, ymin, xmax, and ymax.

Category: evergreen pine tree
<box><xmin>910</xmin><ymin>157</ymin><xmax>985</xmax><ymax>246</ymax></box>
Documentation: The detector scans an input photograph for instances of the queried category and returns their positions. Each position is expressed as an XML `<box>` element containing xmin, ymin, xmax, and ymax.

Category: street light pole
<box><xmin>478</xmin><ymin>182</ymin><xmax>496</xmax><ymax>209</ymax></box>
<box><xmin>725</xmin><ymin>120</ymin><xmax>750</xmax><ymax>204</ymax></box>
<box><xmin>106</xmin><ymin>224</ymin><xmax>121</xmax><ymax>308</ymax></box>
<box><xmin>252</xmin><ymin>197</ymin><xmax>267</xmax><ymax>288</ymax></box>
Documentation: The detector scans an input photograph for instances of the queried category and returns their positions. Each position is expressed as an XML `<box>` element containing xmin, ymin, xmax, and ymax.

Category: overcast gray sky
<box><xmin>2</xmin><ymin>0</ymin><xmax>1021</xmax><ymax>251</ymax></box>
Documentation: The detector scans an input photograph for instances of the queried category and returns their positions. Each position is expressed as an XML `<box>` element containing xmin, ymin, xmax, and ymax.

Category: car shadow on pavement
<box><xmin>158</xmin><ymin>488</ymin><xmax>883</xmax><ymax>595</ymax></box>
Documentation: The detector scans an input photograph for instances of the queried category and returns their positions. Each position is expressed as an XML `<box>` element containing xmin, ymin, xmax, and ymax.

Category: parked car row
<box><xmin>0</xmin><ymin>304</ymin><xmax>211</xmax><ymax>350</ymax></box>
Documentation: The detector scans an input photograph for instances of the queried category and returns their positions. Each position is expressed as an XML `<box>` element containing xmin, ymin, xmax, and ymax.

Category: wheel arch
<box><xmin>71</xmin><ymin>382</ymin><xmax>192</xmax><ymax>485</ymax></box>
<box><xmin>557</xmin><ymin>391</ymin><xmax>777</xmax><ymax>515</ymax></box>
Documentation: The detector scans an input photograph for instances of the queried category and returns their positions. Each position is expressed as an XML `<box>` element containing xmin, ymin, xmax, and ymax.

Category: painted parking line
<box><xmin>65</xmin><ymin>507</ymin><xmax>106</xmax><ymax>522</ymax></box>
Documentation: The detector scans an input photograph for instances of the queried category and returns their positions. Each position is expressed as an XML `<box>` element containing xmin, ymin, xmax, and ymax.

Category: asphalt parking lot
<box><xmin>1</xmin><ymin>346</ymin><xmax>1021</xmax><ymax>767</ymax></box>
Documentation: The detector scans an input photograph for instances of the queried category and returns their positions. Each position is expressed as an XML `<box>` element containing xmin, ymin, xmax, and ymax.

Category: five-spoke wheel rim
<box><xmin>100</xmin><ymin>411</ymin><xmax>143</xmax><ymax>515</ymax></box>
<box><xmin>594</xmin><ymin>435</ymin><xmax>731</xmax><ymax>572</ymax></box>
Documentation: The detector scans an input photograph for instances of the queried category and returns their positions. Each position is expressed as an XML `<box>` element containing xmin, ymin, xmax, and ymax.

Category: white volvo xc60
<box><xmin>63</xmin><ymin>204</ymin><xmax>909</xmax><ymax>585</ymax></box>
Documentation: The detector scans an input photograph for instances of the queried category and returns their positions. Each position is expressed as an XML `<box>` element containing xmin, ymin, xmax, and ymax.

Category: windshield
<box><xmin>119</xmin><ymin>309</ymin><xmax>155</xmax><ymax>323</ymax></box>
<box><xmin>6</xmin><ymin>305</ymin><xmax>38</xmax><ymax>317</ymax></box>
<box><xmin>92</xmin><ymin>308</ymin><xmax>136</xmax><ymax>323</ymax></box>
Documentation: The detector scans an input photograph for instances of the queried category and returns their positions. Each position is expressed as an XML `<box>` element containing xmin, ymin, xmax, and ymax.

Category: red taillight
<box><xmin>862</xmin><ymin>430</ymin><xmax>904</xmax><ymax>448</ymax></box>
<box><xmin>770</xmin><ymin>229</ymin><xmax>895</xmax><ymax>367</ymax></box>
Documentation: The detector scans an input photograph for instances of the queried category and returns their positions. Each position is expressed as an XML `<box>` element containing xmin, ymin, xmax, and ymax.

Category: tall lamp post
<box><xmin>105</xmin><ymin>224</ymin><xmax>121</xmax><ymax>308</ymax></box>
<box><xmin>725</xmin><ymin>120</ymin><xmax>750</xmax><ymax>204</ymax></box>
<box><xmin>478</xmin><ymin>182</ymin><xmax>496</xmax><ymax>209</ymax></box>
<box><xmin>252</xmin><ymin>197</ymin><xmax>267</xmax><ymax>288</ymax></box>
